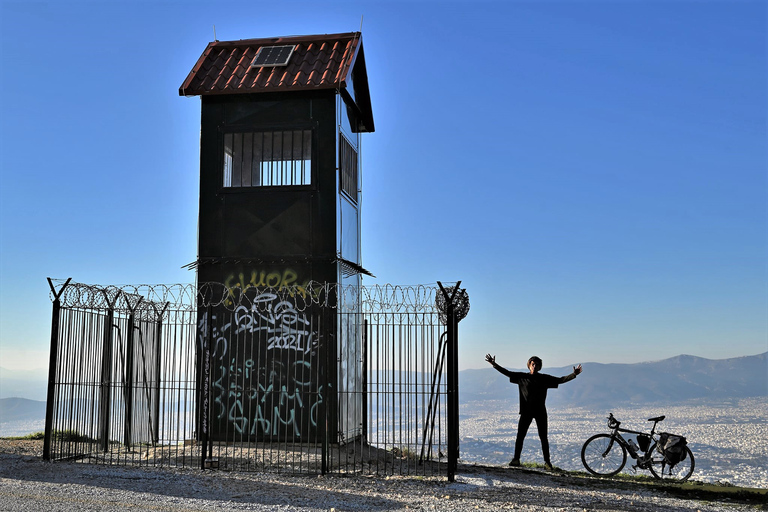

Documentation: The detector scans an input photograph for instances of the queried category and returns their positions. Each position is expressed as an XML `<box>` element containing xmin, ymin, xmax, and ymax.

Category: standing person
<box><xmin>485</xmin><ymin>354</ymin><xmax>583</xmax><ymax>469</ymax></box>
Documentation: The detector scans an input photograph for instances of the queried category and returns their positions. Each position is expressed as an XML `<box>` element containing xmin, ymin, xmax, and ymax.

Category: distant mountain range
<box><xmin>0</xmin><ymin>397</ymin><xmax>45</xmax><ymax>422</ymax></box>
<box><xmin>460</xmin><ymin>352</ymin><xmax>767</xmax><ymax>408</ymax></box>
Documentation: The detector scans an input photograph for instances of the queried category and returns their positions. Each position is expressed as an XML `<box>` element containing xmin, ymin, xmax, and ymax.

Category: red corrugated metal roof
<box><xmin>179</xmin><ymin>32</ymin><xmax>361</xmax><ymax>96</ymax></box>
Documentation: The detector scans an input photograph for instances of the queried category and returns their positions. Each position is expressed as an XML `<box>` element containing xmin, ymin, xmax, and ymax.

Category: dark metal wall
<box><xmin>195</xmin><ymin>90</ymin><xmax>367</xmax><ymax>448</ymax></box>
<box><xmin>199</xmin><ymin>295</ymin><xmax>332</xmax><ymax>444</ymax></box>
<box><xmin>197</xmin><ymin>91</ymin><xmax>339</xmax><ymax>287</ymax></box>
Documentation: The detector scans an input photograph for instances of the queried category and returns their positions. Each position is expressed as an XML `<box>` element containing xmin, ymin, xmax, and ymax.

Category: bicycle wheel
<box><xmin>581</xmin><ymin>434</ymin><xmax>627</xmax><ymax>476</ymax></box>
<box><xmin>647</xmin><ymin>444</ymin><xmax>695</xmax><ymax>482</ymax></box>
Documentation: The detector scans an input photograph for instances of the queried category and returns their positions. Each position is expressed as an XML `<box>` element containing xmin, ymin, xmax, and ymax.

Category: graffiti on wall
<box><xmin>224</xmin><ymin>269</ymin><xmax>304</xmax><ymax>292</ymax></box>
<box><xmin>209</xmin><ymin>291</ymin><xmax>319</xmax><ymax>356</ymax></box>
<box><xmin>222</xmin><ymin>269</ymin><xmax>322</xmax><ymax>306</ymax></box>
<box><xmin>210</xmin><ymin>356</ymin><xmax>324</xmax><ymax>438</ymax></box>
<box><xmin>198</xmin><ymin>281</ymin><xmax>325</xmax><ymax>441</ymax></box>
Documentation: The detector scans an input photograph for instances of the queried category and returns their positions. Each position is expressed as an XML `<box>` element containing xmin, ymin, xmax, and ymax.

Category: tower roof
<box><xmin>179</xmin><ymin>32</ymin><xmax>374</xmax><ymax>131</ymax></box>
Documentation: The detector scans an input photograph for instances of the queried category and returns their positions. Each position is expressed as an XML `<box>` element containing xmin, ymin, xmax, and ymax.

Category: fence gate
<box><xmin>43</xmin><ymin>279</ymin><xmax>468</xmax><ymax>480</ymax></box>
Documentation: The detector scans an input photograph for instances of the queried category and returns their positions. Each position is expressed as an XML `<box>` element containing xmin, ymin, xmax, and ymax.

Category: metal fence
<box><xmin>43</xmin><ymin>279</ymin><xmax>467</xmax><ymax>480</ymax></box>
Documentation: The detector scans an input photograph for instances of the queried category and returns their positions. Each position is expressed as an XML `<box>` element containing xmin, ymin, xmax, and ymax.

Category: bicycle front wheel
<box><xmin>581</xmin><ymin>433</ymin><xmax>627</xmax><ymax>476</ymax></box>
<box><xmin>647</xmin><ymin>444</ymin><xmax>695</xmax><ymax>482</ymax></box>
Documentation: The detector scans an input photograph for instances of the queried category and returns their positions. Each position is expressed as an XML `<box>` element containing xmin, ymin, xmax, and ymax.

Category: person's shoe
<box><xmin>544</xmin><ymin>462</ymin><xmax>554</xmax><ymax>471</ymax></box>
<box><xmin>508</xmin><ymin>458</ymin><xmax>521</xmax><ymax>467</ymax></box>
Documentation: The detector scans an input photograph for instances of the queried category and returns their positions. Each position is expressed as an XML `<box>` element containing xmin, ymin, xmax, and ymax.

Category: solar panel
<box><xmin>250</xmin><ymin>45</ymin><xmax>295</xmax><ymax>68</ymax></box>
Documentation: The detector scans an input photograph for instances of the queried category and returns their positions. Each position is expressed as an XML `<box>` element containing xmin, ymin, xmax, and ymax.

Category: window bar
<box><xmin>232</xmin><ymin>133</ymin><xmax>242</xmax><ymax>188</ymax></box>
<box><xmin>241</xmin><ymin>132</ymin><xmax>253</xmax><ymax>188</ymax></box>
<box><xmin>264</xmin><ymin>132</ymin><xmax>273</xmax><ymax>186</ymax></box>
<box><xmin>294</xmin><ymin>130</ymin><xmax>300</xmax><ymax>186</ymax></box>
<box><xmin>283</xmin><ymin>130</ymin><xmax>290</xmax><ymax>186</ymax></box>
<box><xmin>254</xmin><ymin>132</ymin><xmax>263</xmax><ymax>187</ymax></box>
<box><xmin>282</xmin><ymin>130</ymin><xmax>291</xmax><ymax>186</ymax></box>
<box><xmin>304</xmin><ymin>130</ymin><xmax>311</xmax><ymax>185</ymax></box>
<box><xmin>275</xmin><ymin>131</ymin><xmax>284</xmax><ymax>186</ymax></box>
<box><xmin>223</xmin><ymin>133</ymin><xmax>232</xmax><ymax>187</ymax></box>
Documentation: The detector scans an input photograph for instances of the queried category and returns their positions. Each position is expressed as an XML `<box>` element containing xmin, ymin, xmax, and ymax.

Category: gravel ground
<box><xmin>0</xmin><ymin>440</ymin><xmax>762</xmax><ymax>511</ymax></box>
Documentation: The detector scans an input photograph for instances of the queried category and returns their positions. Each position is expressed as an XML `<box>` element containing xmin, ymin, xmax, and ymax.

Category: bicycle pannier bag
<box><xmin>657</xmin><ymin>433</ymin><xmax>687</xmax><ymax>465</ymax></box>
<box><xmin>637</xmin><ymin>433</ymin><xmax>651</xmax><ymax>452</ymax></box>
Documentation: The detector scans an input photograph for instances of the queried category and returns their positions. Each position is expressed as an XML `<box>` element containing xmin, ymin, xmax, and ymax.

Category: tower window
<box><xmin>339</xmin><ymin>136</ymin><xmax>358</xmax><ymax>201</ymax></box>
<box><xmin>223</xmin><ymin>130</ymin><xmax>312</xmax><ymax>187</ymax></box>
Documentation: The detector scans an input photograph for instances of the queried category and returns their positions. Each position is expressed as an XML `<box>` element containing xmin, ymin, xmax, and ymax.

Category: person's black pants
<box><xmin>513</xmin><ymin>411</ymin><xmax>550</xmax><ymax>463</ymax></box>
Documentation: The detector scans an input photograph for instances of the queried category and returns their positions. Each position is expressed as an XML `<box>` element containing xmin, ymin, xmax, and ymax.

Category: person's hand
<box><xmin>485</xmin><ymin>354</ymin><xmax>496</xmax><ymax>365</ymax></box>
<box><xmin>573</xmin><ymin>364</ymin><xmax>583</xmax><ymax>375</ymax></box>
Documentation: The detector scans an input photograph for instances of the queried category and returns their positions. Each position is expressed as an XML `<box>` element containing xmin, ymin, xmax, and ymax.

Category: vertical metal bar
<box><xmin>398</xmin><ymin>319</ymin><xmax>404</xmax><ymax>474</ymax></box>
<box><xmin>378</xmin><ymin>313</ymin><xmax>383</xmax><ymax>475</ymax></box>
<box><xmin>320</xmin><ymin>287</ymin><xmax>331</xmax><ymax>475</ymax></box>
<box><xmin>123</xmin><ymin>311</ymin><xmax>136</xmax><ymax>448</ymax></box>
<box><xmin>57</xmin><ymin>308</ymin><xmax>71</xmax><ymax>459</ymax></box>
<box><xmin>152</xmin><ymin>304</ymin><xmax>168</xmax><ymax>445</ymax></box>
<box><xmin>362</xmin><ymin>319</ymin><xmax>368</xmax><ymax>438</ymax></box>
<box><xmin>420</xmin><ymin>332</ymin><xmax>445</xmax><ymax>462</ymax></box>
<box><xmin>99</xmin><ymin>301</ymin><xmax>115</xmax><ymax>452</ymax></box>
<box><xmin>136</xmin><ymin>321</ymin><xmax>152</xmax><ymax>451</ymax></box>
<box><xmin>200</xmin><ymin>304</ymin><xmax>213</xmax><ymax>469</ymax></box>
<box><xmin>390</xmin><ymin>318</ymin><xmax>395</xmax><ymax>472</ymax></box>
<box><xmin>44</xmin><ymin>278</ymin><xmax>71</xmax><ymax>461</ymax></box>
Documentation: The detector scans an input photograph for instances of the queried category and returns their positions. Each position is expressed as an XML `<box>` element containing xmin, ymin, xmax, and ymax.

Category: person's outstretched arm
<box><xmin>559</xmin><ymin>364</ymin><xmax>583</xmax><ymax>383</ymax></box>
<box><xmin>485</xmin><ymin>354</ymin><xmax>514</xmax><ymax>378</ymax></box>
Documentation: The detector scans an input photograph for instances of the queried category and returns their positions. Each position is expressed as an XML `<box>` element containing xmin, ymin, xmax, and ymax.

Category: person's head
<box><xmin>527</xmin><ymin>356</ymin><xmax>542</xmax><ymax>374</ymax></box>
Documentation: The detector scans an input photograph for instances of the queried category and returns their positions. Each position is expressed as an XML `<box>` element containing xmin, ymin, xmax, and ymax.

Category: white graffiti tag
<box><xmin>229</xmin><ymin>293</ymin><xmax>317</xmax><ymax>354</ymax></box>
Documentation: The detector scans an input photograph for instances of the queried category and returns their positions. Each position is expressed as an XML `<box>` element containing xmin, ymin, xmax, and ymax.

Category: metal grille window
<box><xmin>339</xmin><ymin>136</ymin><xmax>358</xmax><ymax>201</ymax></box>
<box><xmin>223</xmin><ymin>130</ymin><xmax>312</xmax><ymax>187</ymax></box>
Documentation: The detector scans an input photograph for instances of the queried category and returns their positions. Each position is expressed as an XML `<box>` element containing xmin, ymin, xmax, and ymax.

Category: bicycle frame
<box><xmin>582</xmin><ymin>412</ymin><xmax>695</xmax><ymax>482</ymax></box>
<box><xmin>604</xmin><ymin>413</ymin><xmax>662</xmax><ymax>469</ymax></box>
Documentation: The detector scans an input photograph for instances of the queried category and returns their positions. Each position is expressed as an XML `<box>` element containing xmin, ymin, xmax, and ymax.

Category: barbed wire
<box><xmin>48</xmin><ymin>279</ymin><xmax>469</xmax><ymax>319</ymax></box>
<box><xmin>49</xmin><ymin>280</ymin><xmax>198</xmax><ymax>312</ymax></box>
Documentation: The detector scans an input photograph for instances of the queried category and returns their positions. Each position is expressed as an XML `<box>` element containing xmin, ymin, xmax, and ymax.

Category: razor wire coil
<box><xmin>48</xmin><ymin>279</ymin><xmax>465</xmax><ymax>317</ymax></box>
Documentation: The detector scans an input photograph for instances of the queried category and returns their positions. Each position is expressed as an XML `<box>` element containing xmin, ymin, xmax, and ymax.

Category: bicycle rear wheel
<box><xmin>581</xmin><ymin>433</ymin><xmax>627</xmax><ymax>476</ymax></box>
<box><xmin>647</xmin><ymin>444</ymin><xmax>695</xmax><ymax>482</ymax></box>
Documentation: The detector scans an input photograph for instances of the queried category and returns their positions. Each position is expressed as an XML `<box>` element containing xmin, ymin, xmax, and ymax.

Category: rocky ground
<box><xmin>0</xmin><ymin>440</ymin><xmax>764</xmax><ymax>511</ymax></box>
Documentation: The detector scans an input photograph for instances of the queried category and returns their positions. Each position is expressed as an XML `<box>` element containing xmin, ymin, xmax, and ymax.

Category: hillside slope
<box><xmin>0</xmin><ymin>397</ymin><xmax>46</xmax><ymax>422</ymax></box>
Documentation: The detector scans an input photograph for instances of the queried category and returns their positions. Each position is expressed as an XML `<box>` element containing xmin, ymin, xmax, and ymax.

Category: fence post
<box><xmin>99</xmin><ymin>291</ymin><xmax>117</xmax><ymax>452</ymax></box>
<box><xmin>43</xmin><ymin>278</ymin><xmax>71</xmax><ymax>461</ymax></box>
<box><xmin>438</xmin><ymin>282</ymin><xmax>461</xmax><ymax>482</ymax></box>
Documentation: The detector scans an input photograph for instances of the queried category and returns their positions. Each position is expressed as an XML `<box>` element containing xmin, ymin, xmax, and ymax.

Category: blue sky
<box><xmin>0</xmin><ymin>0</ymin><xmax>765</xmax><ymax>373</ymax></box>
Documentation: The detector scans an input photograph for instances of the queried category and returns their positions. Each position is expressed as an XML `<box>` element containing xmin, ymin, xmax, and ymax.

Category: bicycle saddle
<box><xmin>647</xmin><ymin>415</ymin><xmax>665</xmax><ymax>422</ymax></box>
